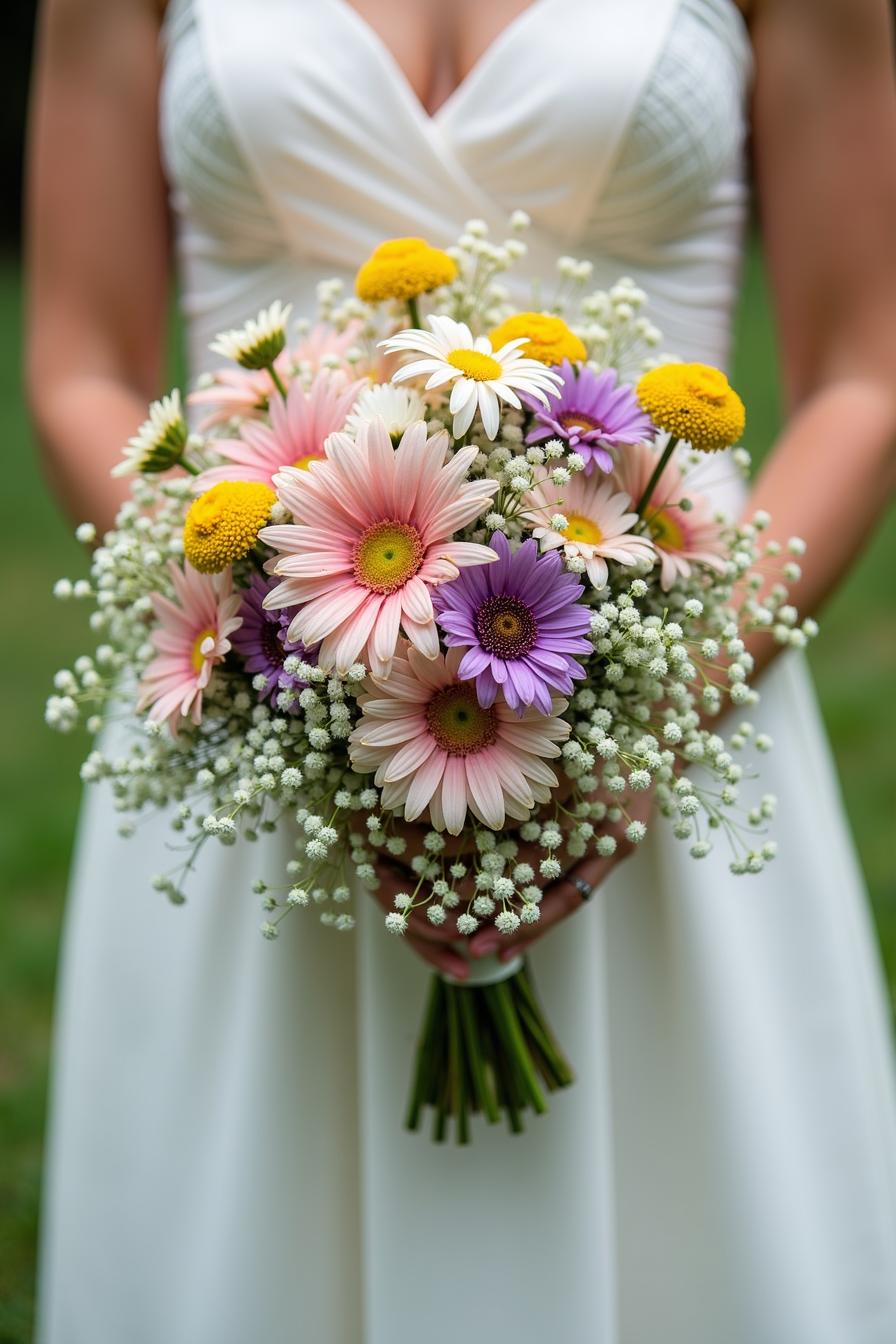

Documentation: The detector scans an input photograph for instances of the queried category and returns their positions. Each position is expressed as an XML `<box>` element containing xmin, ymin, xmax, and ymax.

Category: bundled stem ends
<box><xmin>405</xmin><ymin>959</ymin><xmax>574</xmax><ymax>1143</ymax></box>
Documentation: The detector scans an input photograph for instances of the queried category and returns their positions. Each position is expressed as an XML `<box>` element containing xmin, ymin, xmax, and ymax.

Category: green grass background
<box><xmin>1</xmin><ymin>243</ymin><xmax>894</xmax><ymax>1339</ymax></box>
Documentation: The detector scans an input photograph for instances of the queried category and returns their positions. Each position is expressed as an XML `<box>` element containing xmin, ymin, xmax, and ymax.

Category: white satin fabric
<box><xmin>38</xmin><ymin>2</ymin><xmax>896</xmax><ymax>1341</ymax></box>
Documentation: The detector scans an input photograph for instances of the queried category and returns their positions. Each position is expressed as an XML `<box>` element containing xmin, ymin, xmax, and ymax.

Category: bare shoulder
<box><xmin>38</xmin><ymin>0</ymin><xmax>165</xmax><ymax>24</ymax></box>
<box><xmin>747</xmin><ymin>0</ymin><xmax>895</xmax><ymax>85</ymax></box>
<box><xmin>32</xmin><ymin>0</ymin><xmax>166</xmax><ymax>73</ymax></box>
<box><xmin>748</xmin><ymin>0</ymin><xmax>891</xmax><ymax>37</ymax></box>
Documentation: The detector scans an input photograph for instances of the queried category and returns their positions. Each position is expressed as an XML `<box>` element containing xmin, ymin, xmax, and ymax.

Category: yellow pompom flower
<box><xmin>355</xmin><ymin>237</ymin><xmax>458</xmax><ymax>303</ymax></box>
<box><xmin>636</xmin><ymin>362</ymin><xmax>746</xmax><ymax>453</ymax></box>
<box><xmin>183</xmin><ymin>481</ymin><xmax>276</xmax><ymax>574</ymax></box>
<box><xmin>488</xmin><ymin>312</ymin><xmax>587</xmax><ymax>366</ymax></box>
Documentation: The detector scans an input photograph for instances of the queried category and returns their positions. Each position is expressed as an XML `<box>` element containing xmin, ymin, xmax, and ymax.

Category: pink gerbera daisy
<box><xmin>612</xmin><ymin>439</ymin><xmax>727</xmax><ymax>590</ymax></box>
<box><xmin>525</xmin><ymin>472</ymin><xmax>656</xmax><ymax>590</ymax></box>
<box><xmin>188</xmin><ymin>362</ymin><xmax>288</xmax><ymax>432</ymax></box>
<box><xmin>189</xmin><ymin>321</ymin><xmax>365</xmax><ymax>430</ymax></box>
<box><xmin>259</xmin><ymin>419</ymin><xmax>498</xmax><ymax>677</ymax></box>
<box><xmin>193</xmin><ymin>369</ymin><xmax>365</xmax><ymax>492</ymax></box>
<box><xmin>349</xmin><ymin>644</ymin><xmax>570</xmax><ymax>833</ymax></box>
<box><xmin>291</xmin><ymin>319</ymin><xmax>365</xmax><ymax>374</ymax></box>
<box><xmin>136</xmin><ymin>562</ymin><xmax>242</xmax><ymax>736</ymax></box>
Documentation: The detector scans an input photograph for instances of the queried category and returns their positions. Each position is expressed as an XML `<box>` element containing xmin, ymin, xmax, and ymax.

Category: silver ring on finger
<box><xmin>573</xmin><ymin>875</ymin><xmax>594</xmax><ymax>903</ymax></box>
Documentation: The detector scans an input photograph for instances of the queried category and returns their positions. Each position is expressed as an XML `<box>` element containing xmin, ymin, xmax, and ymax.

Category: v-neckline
<box><xmin>330</xmin><ymin>0</ymin><xmax>553</xmax><ymax>125</ymax></box>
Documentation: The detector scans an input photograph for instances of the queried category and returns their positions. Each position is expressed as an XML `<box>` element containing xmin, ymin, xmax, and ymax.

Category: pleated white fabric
<box><xmin>38</xmin><ymin>2</ymin><xmax>896</xmax><ymax>1341</ymax></box>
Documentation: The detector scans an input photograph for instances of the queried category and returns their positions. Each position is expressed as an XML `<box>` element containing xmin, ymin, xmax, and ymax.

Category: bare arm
<box><xmin>25</xmin><ymin>0</ymin><xmax>171</xmax><ymax>534</ymax></box>
<box><xmin>745</xmin><ymin>0</ymin><xmax>896</xmax><ymax>672</ymax></box>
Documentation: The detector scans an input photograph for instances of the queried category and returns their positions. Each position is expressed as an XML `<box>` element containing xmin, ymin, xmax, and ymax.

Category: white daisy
<box><xmin>345</xmin><ymin>383</ymin><xmax>426</xmax><ymax>439</ymax></box>
<box><xmin>381</xmin><ymin>315</ymin><xmax>562</xmax><ymax>441</ymax></box>
<box><xmin>525</xmin><ymin>474</ymin><xmax>656</xmax><ymax>589</ymax></box>
<box><xmin>112</xmin><ymin>390</ymin><xmax>188</xmax><ymax>477</ymax></box>
<box><xmin>210</xmin><ymin>300</ymin><xmax>292</xmax><ymax>370</ymax></box>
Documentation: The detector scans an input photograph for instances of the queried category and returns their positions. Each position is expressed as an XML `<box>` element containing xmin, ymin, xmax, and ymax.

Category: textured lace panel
<box><xmin>593</xmin><ymin>0</ymin><xmax>749</xmax><ymax>237</ymax></box>
<box><xmin>580</xmin><ymin>0</ymin><xmax>751</xmax><ymax>365</ymax></box>
<box><xmin>160</xmin><ymin>0</ymin><xmax>281</xmax><ymax>257</ymax></box>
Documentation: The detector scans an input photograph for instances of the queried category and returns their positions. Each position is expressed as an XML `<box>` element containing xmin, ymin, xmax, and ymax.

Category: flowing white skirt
<box><xmin>38</xmin><ymin>653</ymin><xmax>896</xmax><ymax>1343</ymax></box>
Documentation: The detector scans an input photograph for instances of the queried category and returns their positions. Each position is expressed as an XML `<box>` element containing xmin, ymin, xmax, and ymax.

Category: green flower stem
<box><xmin>433</xmin><ymin>1089</ymin><xmax>448</xmax><ymax>1143</ymax></box>
<box><xmin>267</xmin><ymin>363</ymin><xmax>289</xmax><ymax>400</ymax></box>
<box><xmin>405</xmin><ymin>975</ymin><xmax>443</xmax><ymax>1131</ymax></box>
<box><xmin>490</xmin><ymin>1040</ymin><xmax>525</xmax><ymax>1134</ymax></box>
<box><xmin>634</xmin><ymin>434</ymin><xmax>679</xmax><ymax>520</ymax></box>
<box><xmin>458</xmin><ymin>989</ymin><xmax>500</xmax><ymax>1124</ymax></box>
<box><xmin>488</xmin><ymin>980</ymin><xmax>548</xmax><ymax>1115</ymax></box>
<box><xmin>516</xmin><ymin>966</ymin><xmax>575</xmax><ymax>1087</ymax></box>
<box><xmin>446</xmin><ymin>989</ymin><xmax>470</xmax><ymax>1144</ymax></box>
<box><xmin>404</xmin><ymin>961</ymin><xmax>573</xmax><ymax>1142</ymax></box>
<box><xmin>407</xmin><ymin>295</ymin><xmax>422</xmax><ymax>329</ymax></box>
<box><xmin>514</xmin><ymin>998</ymin><xmax>565</xmax><ymax>1089</ymax></box>
<box><xmin>178</xmin><ymin>457</ymin><xmax>201</xmax><ymax>477</ymax></box>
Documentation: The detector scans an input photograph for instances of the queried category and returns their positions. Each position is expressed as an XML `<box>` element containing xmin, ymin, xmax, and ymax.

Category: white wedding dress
<box><xmin>38</xmin><ymin>1</ymin><xmax>896</xmax><ymax>1340</ymax></box>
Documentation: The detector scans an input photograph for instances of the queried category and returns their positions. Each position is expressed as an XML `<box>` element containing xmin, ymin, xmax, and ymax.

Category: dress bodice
<box><xmin>160</xmin><ymin>0</ymin><xmax>752</xmax><ymax>370</ymax></box>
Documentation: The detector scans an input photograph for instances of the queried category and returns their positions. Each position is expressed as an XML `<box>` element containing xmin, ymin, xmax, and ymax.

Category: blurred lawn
<box><xmin>1</xmin><ymin>241</ymin><xmax>894</xmax><ymax>1339</ymax></box>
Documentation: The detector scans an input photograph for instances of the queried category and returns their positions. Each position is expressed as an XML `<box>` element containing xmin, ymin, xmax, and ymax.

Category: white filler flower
<box><xmin>345</xmin><ymin>383</ymin><xmax>426</xmax><ymax>439</ymax></box>
<box><xmin>211</xmin><ymin>300</ymin><xmax>292</xmax><ymax>369</ymax></box>
<box><xmin>382</xmin><ymin>315</ymin><xmax>562</xmax><ymax>441</ymax></box>
<box><xmin>112</xmin><ymin>390</ymin><xmax>188</xmax><ymax>476</ymax></box>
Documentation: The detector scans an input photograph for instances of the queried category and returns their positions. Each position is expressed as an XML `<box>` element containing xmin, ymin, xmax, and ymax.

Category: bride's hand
<box><xmin>466</xmin><ymin>787</ymin><xmax>655</xmax><ymax>963</ymax></box>
<box><xmin>367</xmin><ymin>787</ymin><xmax>655</xmax><ymax>977</ymax></box>
<box><xmin>366</xmin><ymin>816</ymin><xmax>479</xmax><ymax>979</ymax></box>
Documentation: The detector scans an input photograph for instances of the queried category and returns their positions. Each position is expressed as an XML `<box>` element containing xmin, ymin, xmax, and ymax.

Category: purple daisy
<box><xmin>525</xmin><ymin>359</ymin><xmax>656</xmax><ymax>474</ymax></box>
<box><xmin>432</xmin><ymin>531</ymin><xmax>592</xmax><ymax>716</ymax></box>
<box><xmin>231</xmin><ymin>573</ymin><xmax>313</xmax><ymax>709</ymax></box>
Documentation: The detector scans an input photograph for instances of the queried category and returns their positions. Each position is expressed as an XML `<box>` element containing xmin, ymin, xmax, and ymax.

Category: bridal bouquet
<box><xmin>48</xmin><ymin>219</ymin><xmax>815</xmax><ymax>1141</ymax></box>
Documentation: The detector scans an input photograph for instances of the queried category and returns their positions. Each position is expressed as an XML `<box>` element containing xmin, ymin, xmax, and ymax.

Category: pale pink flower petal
<box><xmin>262</xmin><ymin>420</ymin><xmax>499</xmax><ymax>676</ymax></box>
<box><xmin>403</xmin><ymin>617</ymin><xmax>440</xmax><ymax>660</ymax></box>
<box><xmin>381</xmin><ymin>734</ymin><xmax>438</xmax><ymax>782</ymax></box>
<box><xmin>401</xmin><ymin>576</ymin><xmax>434</xmax><ymax>626</ymax></box>
<box><xmin>137</xmin><ymin>562</ymin><xmax>241</xmax><ymax>737</ymax></box>
<box><xmin>370</xmin><ymin>592</ymin><xmax>404</xmax><ymax>677</ymax></box>
<box><xmin>463</xmin><ymin>753</ymin><xmax>506</xmax><ymax>829</ymax></box>
<box><xmin>187</xmin><ymin>322</ymin><xmax>365</xmax><ymax>430</ymax></box>
<box><xmin>404</xmin><ymin>749</ymin><xmax>450</xmax><ymax>822</ymax></box>
<box><xmin>349</xmin><ymin>644</ymin><xmax>570</xmax><ymax>834</ymax></box>
<box><xmin>526</xmin><ymin>472</ymin><xmax>656</xmax><ymax>591</ymax></box>
<box><xmin>194</xmin><ymin>369</ymin><xmax>364</xmax><ymax>492</ymax></box>
<box><xmin>440</xmin><ymin>756</ymin><xmax>469</xmax><ymax>833</ymax></box>
<box><xmin>612</xmin><ymin>439</ymin><xmax>727</xmax><ymax>591</ymax></box>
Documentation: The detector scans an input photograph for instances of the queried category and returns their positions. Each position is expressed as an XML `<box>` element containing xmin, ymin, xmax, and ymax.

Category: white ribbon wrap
<box><xmin>442</xmin><ymin>953</ymin><xmax>524</xmax><ymax>987</ymax></box>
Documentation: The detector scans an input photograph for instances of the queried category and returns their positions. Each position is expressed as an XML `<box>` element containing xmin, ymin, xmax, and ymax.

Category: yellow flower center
<box><xmin>474</xmin><ymin>594</ymin><xmax>538</xmax><ymax>659</ymax></box>
<box><xmin>183</xmin><ymin>480</ymin><xmax>276</xmax><ymax>574</ymax></box>
<box><xmin>353</xmin><ymin>519</ymin><xmax>424</xmax><ymax>593</ymax></box>
<box><xmin>562</xmin><ymin>512</ymin><xmax>603</xmax><ymax>545</ymax></box>
<box><xmin>559</xmin><ymin>412</ymin><xmax>601</xmax><ymax>436</ymax></box>
<box><xmin>425</xmin><ymin>683</ymin><xmax>499</xmax><ymax>756</ymax></box>
<box><xmin>191</xmin><ymin>626</ymin><xmax>216</xmax><ymax>673</ymax></box>
<box><xmin>636</xmin><ymin>362</ymin><xmax>746</xmax><ymax>453</ymax></box>
<box><xmin>447</xmin><ymin>349</ymin><xmax>503</xmax><ymax>381</ymax></box>
<box><xmin>355</xmin><ymin>237</ymin><xmax>458</xmax><ymax>303</ymax></box>
<box><xmin>292</xmin><ymin>452</ymin><xmax>322</xmax><ymax>471</ymax></box>
<box><xmin>648</xmin><ymin>508</ymin><xmax>686</xmax><ymax>551</ymax></box>
<box><xmin>489</xmin><ymin>312</ymin><xmax>587</xmax><ymax>366</ymax></box>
